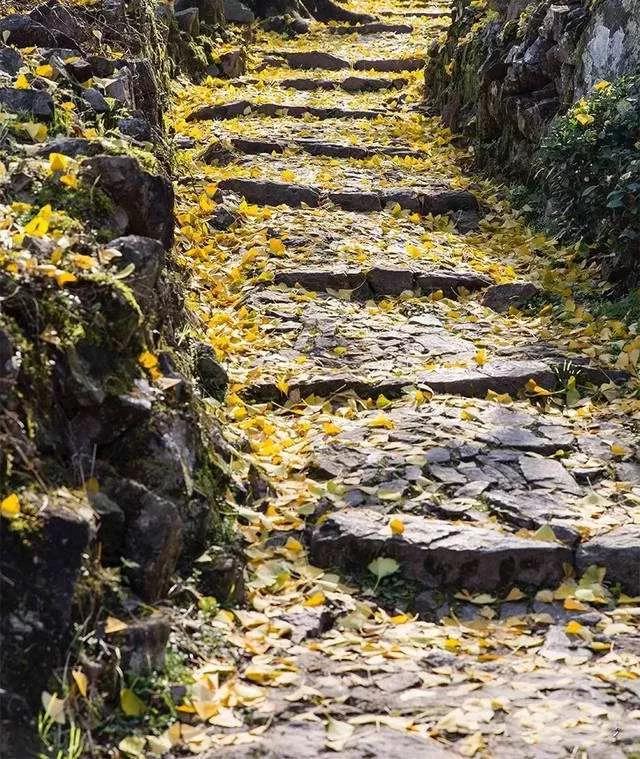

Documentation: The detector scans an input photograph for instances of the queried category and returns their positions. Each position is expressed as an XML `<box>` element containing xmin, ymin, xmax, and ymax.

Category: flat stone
<box><xmin>416</xmin><ymin>269</ymin><xmax>492</xmax><ymax>294</ymax></box>
<box><xmin>418</xmin><ymin>360</ymin><xmax>557</xmax><ymax>397</ymax></box>
<box><xmin>484</xmin><ymin>490</ymin><xmax>581</xmax><ymax>545</ymax></box>
<box><xmin>329</xmin><ymin>22</ymin><xmax>414</xmax><ymax>34</ymax></box>
<box><xmin>577</xmin><ymin>526</ymin><xmax>640</xmax><ymax>594</ymax></box>
<box><xmin>281</xmin><ymin>51</ymin><xmax>351</xmax><ymax>70</ymax></box>
<box><xmin>188</xmin><ymin>100</ymin><xmax>382</xmax><ymax>121</ymax></box>
<box><xmin>278</xmin><ymin>77</ymin><xmax>337</xmax><ymax>91</ymax></box>
<box><xmin>341</xmin><ymin>75</ymin><xmax>408</xmax><ymax>91</ymax></box>
<box><xmin>354</xmin><ymin>57</ymin><xmax>426</xmax><ymax>72</ymax></box>
<box><xmin>218</xmin><ymin>178</ymin><xmax>321</xmax><ymax>207</ymax></box>
<box><xmin>0</xmin><ymin>88</ymin><xmax>54</xmax><ymax>120</ymax></box>
<box><xmin>519</xmin><ymin>455</ymin><xmax>581</xmax><ymax>494</ymax></box>
<box><xmin>34</xmin><ymin>137</ymin><xmax>103</xmax><ymax>158</ymax></box>
<box><xmin>310</xmin><ymin>509</ymin><xmax>572</xmax><ymax>592</ymax></box>
<box><xmin>217</xmin><ymin>178</ymin><xmax>479</xmax><ymax>216</ymax></box>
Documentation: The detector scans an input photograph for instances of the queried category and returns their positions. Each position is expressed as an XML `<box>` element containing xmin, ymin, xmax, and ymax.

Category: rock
<box><xmin>283</xmin><ymin>51</ymin><xmax>351</xmax><ymax>71</ymax></box>
<box><xmin>218</xmin><ymin>49</ymin><xmax>246</xmax><ymax>78</ymax></box>
<box><xmin>223</xmin><ymin>0</ymin><xmax>254</xmax><ymax>23</ymax></box>
<box><xmin>415</xmin><ymin>589</ymin><xmax>450</xmax><ymax>620</ymax></box>
<box><xmin>193</xmin><ymin>342</ymin><xmax>228</xmax><ymax>400</ymax></box>
<box><xmin>80</xmin><ymin>155</ymin><xmax>174</xmax><ymax>249</ymax></box>
<box><xmin>279</xmin><ymin>77</ymin><xmax>337</xmax><ymax>91</ymax></box>
<box><xmin>279</xmin><ymin>608</ymin><xmax>334</xmax><ymax>643</ymax></box>
<box><xmin>416</xmin><ymin>269</ymin><xmax>492</xmax><ymax>295</ymax></box>
<box><xmin>218</xmin><ymin>178</ymin><xmax>321</xmax><ymax>207</ymax></box>
<box><xmin>0</xmin><ymin>14</ymin><xmax>57</xmax><ymax>48</ymax></box>
<box><xmin>482</xmin><ymin>282</ymin><xmax>541</xmax><ymax>312</ymax></box>
<box><xmin>0</xmin><ymin>493</ymin><xmax>94</xmax><ymax>705</ymax></box>
<box><xmin>106</xmin><ymin>479</ymin><xmax>183</xmax><ymax>602</ymax></box>
<box><xmin>175</xmin><ymin>6</ymin><xmax>200</xmax><ymax>34</ymax></box>
<box><xmin>107</xmin><ymin>235</ymin><xmax>165</xmax><ymax>306</ymax></box>
<box><xmin>0</xmin><ymin>47</ymin><xmax>22</xmax><ymax>76</ymax></box>
<box><xmin>81</xmin><ymin>87</ymin><xmax>110</xmax><ymax>114</ymax></box>
<box><xmin>354</xmin><ymin>57</ymin><xmax>426</xmax><ymax>72</ymax></box>
<box><xmin>34</xmin><ymin>137</ymin><xmax>103</xmax><ymax>158</ymax></box>
<box><xmin>577</xmin><ymin>526</ymin><xmax>640</xmax><ymax>594</ymax></box>
<box><xmin>519</xmin><ymin>455</ymin><xmax>580</xmax><ymax>494</ymax></box>
<box><xmin>341</xmin><ymin>75</ymin><xmax>408</xmax><ymax>92</ymax></box>
<box><xmin>117</xmin><ymin>116</ymin><xmax>152</xmax><ymax>142</ymax></box>
<box><xmin>104</xmin><ymin>69</ymin><xmax>134</xmax><ymax>107</ymax></box>
<box><xmin>89</xmin><ymin>492</ymin><xmax>125</xmax><ymax>565</ymax></box>
<box><xmin>0</xmin><ymin>329</ymin><xmax>18</xmax><ymax>397</ymax></box>
<box><xmin>0</xmin><ymin>88</ymin><xmax>54</xmax><ymax>120</ymax></box>
<box><xmin>193</xmin><ymin>547</ymin><xmax>245</xmax><ymax>605</ymax></box>
<box><xmin>330</xmin><ymin>22</ymin><xmax>414</xmax><ymax>35</ymax></box>
<box><xmin>310</xmin><ymin>508</ymin><xmax>572</xmax><ymax>592</ymax></box>
<box><xmin>110</xmin><ymin>613</ymin><xmax>170</xmax><ymax>675</ymax></box>
<box><xmin>188</xmin><ymin>100</ymin><xmax>381</xmax><ymax>121</ymax></box>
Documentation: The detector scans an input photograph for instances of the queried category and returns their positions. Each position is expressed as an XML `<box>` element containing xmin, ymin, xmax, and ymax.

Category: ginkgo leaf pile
<box><xmin>147</xmin><ymin>0</ymin><xmax>640</xmax><ymax>755</ymax></box>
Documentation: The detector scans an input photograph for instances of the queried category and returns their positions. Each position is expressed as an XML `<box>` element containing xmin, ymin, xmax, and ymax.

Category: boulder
<box><xmin>0</xmin><ymin>14</ymin><xmax>57</xmax><ymax>48</ymax></box>
<box><xmin>0</xmin><ymin>493</ymin><xmax>95</xmax><ymax>705</ymax></box>
<box><xmin>193</xmin><ymin>341</ymin><xmax>228</xmax><ymax>400</ymax></box>
<box><xmin>0</xmin><ymin>47</ymin><xmax>23</xmax><ymax>76</ymax></box>
<box><xmin>81</xmin><ymin>87</ymin><xmax>110</xmax><ymax>113</ymax></box>
<box><xmin>0</xmin><ymin>88</ymin><xmax>54</xmax><ymax>120</ymax></box>
<box><xmin>80</xmin><ymin>155</ymin><xmax>175</xmax><ymax>249</ymax></box>
<box><xmin>482</xmin><ymin>282</ymin><xmax>541</xmax><ymax>312</ymax></box>
<box><xmin>223</xmin><ymin>0</ymin><xmax>255</xmax><ymax>24</ymax></box>
<box><xmin>117</xmin><ymin>116</ymin><xmax>152</xmax><ymax>142</ymax></box>
<box><xmin>193</xmin><ymin>546</ymin><xmax>245</xmax><ymax>605</ymax></box>
<box><xmin>175</xmin><ymin>7</ymin><xmax>200</xmax><ymax>34</ymax></box>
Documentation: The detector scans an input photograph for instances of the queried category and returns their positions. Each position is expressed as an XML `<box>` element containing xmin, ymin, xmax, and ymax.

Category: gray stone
<box><xmin>0</xmin><ymin>88</ymin><xmax>54</xmax><ymax>120</ymax></box>
<box><xmin>576</xmin><ymin>526</ymin><xmax>640</xmax><ymax>594</ymax></box>
<box><xmin>482</xmin><ymin>282</ymin><xmax>541</xmax><ymax>312</ymax></box>
<box><xmin>0</xmin><ymin>47</ymin><xmax>22</xmax><ymax>76</ymax></box>
<box><xmin>175</xmin><ymin>6</ymin><xmax>200</xmax><ymax>34</ymax></box>
<box><xmin>223</xmin><ymin>0</ymin><xmax>254</xmax><ymax>23</ymax></box>
<box><xmin>283</xmin><ymin>51</ymin><xmax>350</xmax><ymax>71</ymax></box>
<box><xmin>519</xmin><ymin>455</ymin><xmax>581</xmax><ymax>494</ymax></box>
<box><xmin>354</xmin><ymin>56</ymin><xmax>426</xmax><ymax>72</ymax></box>
<box><xmin>107</xmin><ymin>235</ymin><xmax>165</xmax><ymax>305</ymax></box>
<box><xmin>89</xmin><ymin>492</ymin><xmax>125</xmax><ymax>565</ymax></box>
<box><xmin>310</xmin><ymin>508</ymin><xmax>572</xmax><ymax>592</ymax></box>
<box><xmin>193</xmin><ymin>341</ymin><xmax>228</xmax><ymax>400</ymax></box>
<box><xmin>81</xmin><ymin>155</ymin><xmax>174</xmax><ymax>249</ymax></box>
<box><xmin>110</xmin><ymin>613</ymin><xmax>170</xmax><ymax>675</ymax></box>
<box><xmin>82</xmin><ymin>87</ymin><xmax>110</xmax><ymax>113</ymax></box>
<box><xmin>117</xmin><ymin>117</ymin><xmax>152</xmax><ymax>142</ymax></box>
<box><xmin>34</xmin><ymin>137</ymin><xmax>103</xmax><ymax>158</ymax></box>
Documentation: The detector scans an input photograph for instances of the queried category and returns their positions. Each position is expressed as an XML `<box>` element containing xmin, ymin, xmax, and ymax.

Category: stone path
<box><xmin>170</xmin><ymin>2</ymin><xmax>640</xmax><ymax>756</ymax></box>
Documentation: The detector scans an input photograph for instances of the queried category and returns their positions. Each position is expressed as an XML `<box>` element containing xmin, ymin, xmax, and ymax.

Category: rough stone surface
<box><xmin>0</xmin><ymin>87</ymin><xmax>55</xmax><ymax>120</ymax></box>
<box><xmin>482</xmin><ymin>282</ymin><xmax>541</xmax><ymax>312</ymax></box>
<box><xmin>81</xmin><ymin>155</ymin><xmax>175</xmax><ymax>249</ymax></box>
<box><xmin>577</xmin><ymin>527</ymin><xmax>640</xmax><ymax>594</ymax></box>
<box><xmin>311</xmin><ymin>509</ymin><xmax>572</xmax><ymax>592</ymax></box>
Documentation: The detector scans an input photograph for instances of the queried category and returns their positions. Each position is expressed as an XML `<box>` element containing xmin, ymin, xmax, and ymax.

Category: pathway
<box><xmin>168</xmin><ymin>3</ymin><xmax>640</xmax><ymax>756</ymax></box>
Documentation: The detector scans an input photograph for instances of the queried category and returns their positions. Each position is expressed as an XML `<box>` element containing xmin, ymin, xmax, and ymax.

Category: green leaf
<box><xmin>118</xmin><ymin>736</ymin><xmax>146</xmax><ymax>757</ymax></box>
<box><xmin>367</xmin><ymin>557</ymin><xmax>400</xmax><ymax>581</ymax></box>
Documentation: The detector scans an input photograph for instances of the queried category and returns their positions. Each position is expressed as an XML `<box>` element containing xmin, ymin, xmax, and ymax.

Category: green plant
<box><xmin>536</xmin><ymin>76</ymin><xmax>640</xmax><ymax>283</ymax></box>
<box><xmin>37</xmin><ymin>716</ymin><xmax>84</xmax><ymax>759</ymax></box>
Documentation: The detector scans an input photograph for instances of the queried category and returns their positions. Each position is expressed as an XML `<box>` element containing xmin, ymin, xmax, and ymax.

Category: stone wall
<box><xmin>425</xmin><ymin>0</ymin><xmax>640</xmax><ymax>283</ymax></box>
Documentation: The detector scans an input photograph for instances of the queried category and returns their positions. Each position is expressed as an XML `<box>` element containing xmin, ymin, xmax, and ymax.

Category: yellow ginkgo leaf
<box><xmin>50</xmin><ymin>151</ymin><xmax>70</xmax><ymax>173</ymax></box>
<box><xmin>72</xmin><ymin>669</ymin><xmax>88</xmax><ymax>697</ymax></box>
<box><xmin>368</xmin><ymin>414</ymin><xmax>395</xmax><ymax>429</ymax></box>
<box><xmin>55</xmin><ymin>271</ymin><xmax>77</xmax><ymax>287</ymax></box>
<box><xmin>15</xmin><ymin>73</ymin><xmax>30</xmax><ymax>89</ymax></box>
<box><xmin>280</xmin><ymin>169</ymin><xmax>296</xmax><ymax>182</ymax></box>
<box><xmin>1</xmin><ymin>493</ymin><xmax>20</xmax><ymax>520</ymax></box>
<box><xmin>138</xmin><ymin>351</ymin><xmax>158</xmax><ymax>370</ymax></box>
<box><xmin>474</xmin><ymin>348</ymin><xmax>488</xmax><ymax>367</ymax></box>
<box><xmin>60</xmin><ymin>174</ymin><xmax>78</xmax><ymax>189</ymax></box>
<box><xmin>610</xmin><ymin>443</ymin><xmax>628</xmax><ymax>457</ymax></box>
<box><xmin>322</xmin><ymin>421</ymin><xmax>341</xmax><ymax>436</ymax></box>
<box><xmin>389</xmin><ymin>517</ymin><xmax>405</xmax><ymax>535</ymax></box>
<box><xmin>575</xmin><ymin>112</ymin><xmax>594</xmax><ymax>127</ymax></box>
<box><xmin>35</xmin><ymin>63</ymin><xmax>55</xmax><ymax>78</ymax></box>
<box><xmin>303</xmin><ymin>591</ymin><xmax>326</xmax><ymax>607</ymax></box>
<box><xmin>268</xmin><ymin>238</ymin><xmax>285</xmax><ymax>255</ymax></box>
<box><xmin>525</xmin><ymin>378</ymin><xmax>553</xmax><ymax>396</ymax></box>
<box><xmin>120</xmin><ymin>688</ymin><xmax>146</xmax><ymax>717</ymax></box>
<box><xmin>104</xmin><ymin>616</ymin><xmax>129</xmax><ymax>634</ymax></box>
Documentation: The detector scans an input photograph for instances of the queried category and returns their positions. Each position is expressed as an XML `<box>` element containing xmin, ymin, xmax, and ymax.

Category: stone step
<box><xmin>327</xmin><ymin>22</ymin><xmax>414</xmax><ymax>34</ymax></box>
<box><xmin>354</xmin><ymin>57</ymin><xmax>426</xmax><ymax>72</ymax></box>
<box><xmin>187</xmin><ymin>99</ymin><xmax>384</xmax><ymax>122</ymax></box>
<box><xmin>309</xmin><ymin>508</ymin><xmax>572</xmax><ymax>593</ymax></box>
<box><xmin>274</xmin><ymin>51</ymin><xmax>351</xmax><ymax>70</ymax></box>
<box><xmin>243</xmin><ymin>359</ymin><xmax>557</xmax><ymax>403</ymax></box>
<box><xmin>222</xmin><ymin>136</ymin><xmax>423</xmax><ymax>160</ymax></box>
<box><xmin>277</xmin><ymin>75</ymin><xmax>408</xmax><ymax>92</ymax></box>
<box><xmin>272</xmin><ymin>265</ymin><xmax>491</xmax><ymax>296</ymax></box>
<box><xmin>379</xmin><ymin>8</ymin><xmax>449</xmax><ymax>16</ymax></box>
<box><xmin>216</xmin><ymin>178</ymin><xmax>479</xmax><ymax>215</ymax></box>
